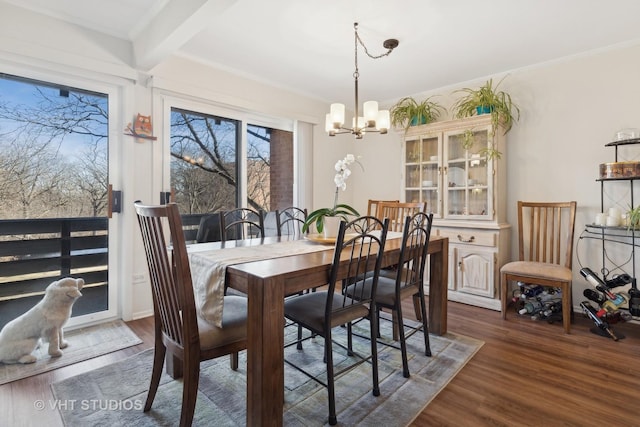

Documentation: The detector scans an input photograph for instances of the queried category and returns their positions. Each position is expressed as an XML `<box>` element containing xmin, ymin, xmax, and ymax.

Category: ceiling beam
<box><xmin>133</xmin><ymin>0</ymin><xmax>236</xmax><ymax>71</ymax></box>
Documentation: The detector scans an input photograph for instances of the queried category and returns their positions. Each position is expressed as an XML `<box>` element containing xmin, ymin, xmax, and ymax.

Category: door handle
<box><xmin>108</xmin><ymin>184</ymin><xmax>122</xmax><ymax>218</ymax></box>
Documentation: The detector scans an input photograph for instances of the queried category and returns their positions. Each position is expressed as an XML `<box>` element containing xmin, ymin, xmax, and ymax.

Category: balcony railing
<box><xmin>0</xmin><ymin>214</ymin><xmax>207</xmax><ymax>299</ymax></box>
<box><xmin>0</xmin><ymin>214</ymin><xmax>205</xmax><ymax>328</ymax></box>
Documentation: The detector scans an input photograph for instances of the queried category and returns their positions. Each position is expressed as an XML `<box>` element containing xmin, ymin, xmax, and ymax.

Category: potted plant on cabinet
<box><xmin>451</xmin><ymin>76</ymin><xmax>520</xmax><ymax>159</ymax></box>
<box><xmin>390</xmin><ymin>96</ymin><xmax>445</xmax><ymax>132</ymax></box>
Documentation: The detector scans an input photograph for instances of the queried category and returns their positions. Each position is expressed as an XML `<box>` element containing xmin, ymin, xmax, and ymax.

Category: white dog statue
<box><xmin>0</xmin><ymin>277</ymin><xmax>84</xmax><ymax>364</ymax></box>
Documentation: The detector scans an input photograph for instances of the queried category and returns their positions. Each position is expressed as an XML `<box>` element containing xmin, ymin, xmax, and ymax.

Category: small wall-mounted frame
<box><xmin>124</xmin><ymin>113</ymin><xmax>157</xmax><ymax>141</ymax></box>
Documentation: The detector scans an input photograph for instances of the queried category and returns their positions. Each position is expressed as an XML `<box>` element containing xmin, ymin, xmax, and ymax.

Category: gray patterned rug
<box><xmin>0</xmin><ymin>320</ymin><xmax>142</xmax><ymax>385</ymax></box>
<box><xmin>52</xmin><ymin>316</ymin><xmax>483</xmax><ymax>426</ymax></box>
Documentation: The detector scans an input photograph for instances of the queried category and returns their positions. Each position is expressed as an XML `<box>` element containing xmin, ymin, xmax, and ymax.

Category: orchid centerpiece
<box><xmin>302</xmin><ymin>154</ymin><xmax>362</xmax><ymax>234</ymax></box>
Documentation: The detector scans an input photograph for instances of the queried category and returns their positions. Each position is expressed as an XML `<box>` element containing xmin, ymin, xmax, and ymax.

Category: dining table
<box><xmin>184</xmin><ymin>232</ymin><xmax>449</xmax><ymax>426</ymax></box>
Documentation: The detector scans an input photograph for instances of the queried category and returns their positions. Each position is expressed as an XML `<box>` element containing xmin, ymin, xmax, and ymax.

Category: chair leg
<box><xmin>395</xmin><ymin>306</ymin><xmax>410</xmax><ymax>378</ymax></box>
<box><xmin>144</xmin><ymin>343</ymin><xmax>167</xmax><ymax>412</ymax></box>
<box><xmin>180</xmin><ymin>355</ymin><xmax>200</xmax><ymax>427</ymax></box>
<box><xmin>297</xmin><ymin>324</ymin><xmax>303</xmax><ymax>350</ymax></box>
<box><xmin>501</xmin><ymin>273</ymin><xmax>509</xmax><ymax>319</ymax></box>
<box><xmin>347</xmin><ymin>322</ymin><xmax>354</xmax><ymax>356</ymax></box>
<box><xmin>391</xmin><ymin>310</ymin><xmax>400</xmax><ymax>341</ymax></box>
<box><xmin>412</xmin><ymin>293</ymin><xmax>422</xmax><ymax>320</ymax></box>
<box><xmin>369</xmin><ymin>311</ymin><xmax>380</xmax><ymax>397</ymax></box>
<box><xmin>562</xmin><ymin>282</ymin><xmax>572</xmax><ymax>334</ymax></box>
<box><xmin>325</xmin><ymin>332</ymin><xmax>337</xmax><ymax>426</ymax></box>
<box><xmin>230</xmin><ymin>352</ymin><xmax>239</xmax><ymax>371</ymax></box>
<box><xmin>417</xmin><ymin>289</ymin><xmax>431</xmax><ymax>357</ymax></box>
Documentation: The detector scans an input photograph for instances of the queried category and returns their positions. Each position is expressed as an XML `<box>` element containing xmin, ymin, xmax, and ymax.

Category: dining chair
<box><xmin>219</xmin><ymin>207</ymin><xmax>265</xmax><ymax>242</ymax></box>
<box><xmin>134</xmin><ymin>201</ymin><xmax>248</xmax><ymax>427</ymax></box>
<box><xmin>276</xmin><ymin>206</ymin><xmax>307</xmax><ymax>237</ymax></box>
<box><xmin>367</xmin><ymin>199</ymin><xmax>399</xmax><ymax>217</ymax></box>
<box><xmin>500</xmin><ymin>201</ymin><xmax>577</xmax><ymax>333</ymax></box>
<box><xmin>375</xmin><ymin>201</ymin><xmax>427</xmax><ymax>232</ymax></box>
<box><xmin>284</xmin><ymin>215</ymin><xmax>389</xmax><ymax>426</ymax></box>
<box><xmin>262</xmin><ymin>210</ymin><xmax>280</xmax><ymax>237</ymax></box>
<box><xmin>344</xmin><ymin>212</ymin><xmax>433</xmax><ymax>378</ymax></box>
<box><xmin>195</xmin><ymin>213</ymin><xmax>221</xmax><ymax>243</ymax></box>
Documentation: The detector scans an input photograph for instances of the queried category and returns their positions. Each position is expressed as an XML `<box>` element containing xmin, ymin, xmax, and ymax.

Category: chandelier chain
<box><xmin>355</xmin><ymin>30</ymin><xmax>395</xmax><ymax>60</ymax></box>
<box><xmin>353</xmin><ymin>23</ymin><xmax>395</xmax><ymax>79</ymax></box>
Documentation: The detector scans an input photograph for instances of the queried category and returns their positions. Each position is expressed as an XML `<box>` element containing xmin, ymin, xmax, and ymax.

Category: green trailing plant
<box><xmin>390</xmin><ymin>96</ymin><xmax>445</xmax><ymax>132</ymax></box>
<box><xmin>461</xmin><ymin>129</ymin><xmax>475</xmax><ymax>150</ymax></box>
<box><xmin>452</xmin><ymin>76</ymin><xmax>520</xmax><ymax>134</ymax></box>
<box><xmin>627</xmin><ymin>205</ymin><xmax>640</xmax><ymax>230</ymax></box>
<box><xmin>451</xmin><ymin>76</ymin><xmax>520</xmax><ymax>160</ymax></box>
<box><xmin>302</xmin><ymin>154</ymin><xmax>361</xmax><ymax>233</ymax></box>
<box><xmin>459</xmin><ymin>128</ymin><xmax>502</xmax><ymax>160</ymax></box>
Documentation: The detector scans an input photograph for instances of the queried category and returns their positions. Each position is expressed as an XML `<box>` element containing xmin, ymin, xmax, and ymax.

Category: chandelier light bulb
<box><xmin>329</xmin><ymin>103</ymin><xmax>345</xmax><ymax>128</ymax></box>
<box><xmin>325</xmin><ymin>114</ymin><xmax>336</xmax><ymax>136</ymax></box>
<box><xmin>376</xmin><ymin>109</ymin><xmax>390</xmax><ymax>133</ymax></box>
<box><xmin>363</xmin><ymin>101</ymin><xmax>379</xmax><ymax>126</ymax></box>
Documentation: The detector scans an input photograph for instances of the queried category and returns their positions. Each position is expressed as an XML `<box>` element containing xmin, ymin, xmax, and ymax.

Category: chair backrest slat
<box><xmin>326</xmin><ymin>216</ymin><xmax>389</xmax><ymax>322</ymax></box>
<box><xmin>395</xmin><ymin>212</ymin><xmax>434</xmax><ymax>297</ymax></box>
<box><xmin>276</xmin><ymin>207</ymin><xmax>307</xmax><ymax>237</ymax></box>
<box><xmin>517</xmin><ymin>201</ymin><xmax>577</xmax><ymax>269</ymax></box>
<box><xmin>219</xmin><ymin>208</ymin><xmax>265</xmax><ymax>242</ymax></box>
<box><xmin>135</xmin><ymin>202</ymin><xmax>199</xmax><ymax>350</ymax></box>
<box><xmin>367</xmin><ymin>199</ymin><xmax>399</xmax><ymax>217</ymax></box>
<box><xmin>376</xmin><ymin>201</ymin><xmax>426</xmax><ymax>232</ymax></box>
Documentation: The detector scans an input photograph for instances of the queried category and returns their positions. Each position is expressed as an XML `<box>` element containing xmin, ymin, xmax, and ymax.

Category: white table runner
<box><xmin>188</xmin><ymin>232</ymin><xmax>402</xmax><ymax>327</ymax></box>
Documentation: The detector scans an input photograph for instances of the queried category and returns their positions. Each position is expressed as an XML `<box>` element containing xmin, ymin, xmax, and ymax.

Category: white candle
<box><xmin>606</xmin><ymin>215</ymin><xmax>620</xmax><ymax>227</ymax></box>
<box><xmin>608</xmin><ymin>207</ymin><xmax>621</xmax><ymax>219</ymax></box>
<box><xmin>595</xmin><ymin>213</ymin><xmax>607</xmax><ymax>225</ymax></box>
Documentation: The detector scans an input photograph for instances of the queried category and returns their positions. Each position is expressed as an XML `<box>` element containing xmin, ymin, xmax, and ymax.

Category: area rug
<box><xmin>52</xmin><ymin>317</ymin><xmax>483</xmax><ymax>426</ymax></box>
<box><xmin>0</xmin><ymin>320</ymin><xmax>142</xmax><ymax>385</ymax></box>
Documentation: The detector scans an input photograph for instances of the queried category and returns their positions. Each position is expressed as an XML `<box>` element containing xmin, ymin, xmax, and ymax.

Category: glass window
<box><xmin>0</xmin><ymin>74</ymin><xmax>108</xmax><ymax>219</ymax></box>
<box><xmin>170</xmin><ymin>108</ymin><xmax>239</xmax><ymax>213</ymax></box>
<box><xmin>170</xmin><ymin>108</ymin><xmax>293</xmax><ymax>215</ymax></box>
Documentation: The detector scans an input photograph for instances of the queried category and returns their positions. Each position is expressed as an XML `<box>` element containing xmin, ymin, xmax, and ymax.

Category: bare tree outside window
<box><xmin>0</xmin><ymin>78</ymin><xmax>108</xmax><ymax>219</ymax></box>
<box><xmin>170</xmin><ymin>109</ymin><xmax>287</xmax><ymax>214</ymax></box>
<box><xmin>0</xmin><ymin>75</ymin><xmax>111</xmax><ymax>326</ymax></box>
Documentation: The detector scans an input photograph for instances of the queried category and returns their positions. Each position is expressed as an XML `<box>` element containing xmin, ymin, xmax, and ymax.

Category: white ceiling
<box><xmin>6</xmin><ymin>0</ymin><xmax>640</xmax><ymax>105</ymax></box>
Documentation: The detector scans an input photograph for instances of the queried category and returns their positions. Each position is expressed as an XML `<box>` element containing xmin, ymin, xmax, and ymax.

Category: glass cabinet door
<box><xmin>443</xmin><ymin>127</ymin><xmax>493</xmax><ymax>220</ymax></box>
<box><xmin>404</xmin><ymin>134</ymin><xmax>441</xmax><ymax>217</ymax></box>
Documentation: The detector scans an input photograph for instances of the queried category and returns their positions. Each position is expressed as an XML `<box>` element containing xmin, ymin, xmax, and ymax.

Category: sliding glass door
<box><xmin>0</xmin><ymin>73</ymin><xmax>116</xmax><ymax>328</ymax></box>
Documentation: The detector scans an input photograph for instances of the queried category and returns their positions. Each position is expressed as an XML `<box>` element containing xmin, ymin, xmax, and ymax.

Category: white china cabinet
<box><xmin>402</xmin><ymin>115</ymin><xmax>510</xmax><ymax>310</ymax></box>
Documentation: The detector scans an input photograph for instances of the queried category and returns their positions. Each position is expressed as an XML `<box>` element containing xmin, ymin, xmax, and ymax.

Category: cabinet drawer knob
<box><xmin>457</xmin><ymin>234</ymin><xmax>475</xmax><ymax>243</ymax></box>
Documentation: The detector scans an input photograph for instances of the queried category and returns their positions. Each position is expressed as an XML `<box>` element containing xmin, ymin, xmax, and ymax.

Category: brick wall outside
<box><xmin>269</xmin><ymin>129</ymin><xmax>293</xmax><ymax>211</ymax></box>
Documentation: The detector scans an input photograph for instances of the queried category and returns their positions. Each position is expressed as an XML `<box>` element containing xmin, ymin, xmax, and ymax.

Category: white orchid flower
<box><xmin>302</xmin><ymin>154</ymin><xmax>363</xmax><ymax>233</ymax></box>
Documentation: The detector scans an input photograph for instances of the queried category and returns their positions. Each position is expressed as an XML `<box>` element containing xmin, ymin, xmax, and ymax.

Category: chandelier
<box><xmin>325</xmin><ymin>23</ymin><xmax>399</xmax><ymax>139</ymax></box>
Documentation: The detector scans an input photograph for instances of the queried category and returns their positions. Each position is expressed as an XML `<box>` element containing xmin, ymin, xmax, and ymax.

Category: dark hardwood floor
<box><xmin>1</xmin><ymin>301</ymin><xmax>638</xmax><ymax>427</ymax></box>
